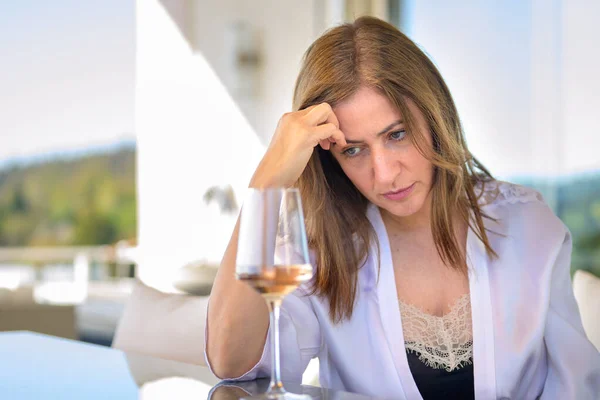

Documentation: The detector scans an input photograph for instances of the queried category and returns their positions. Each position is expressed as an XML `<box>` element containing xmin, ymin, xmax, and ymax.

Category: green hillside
<box><xmin>0</xmin><ymin>146</ymin><xmax>136</xmax><ymax>246</ymax></box>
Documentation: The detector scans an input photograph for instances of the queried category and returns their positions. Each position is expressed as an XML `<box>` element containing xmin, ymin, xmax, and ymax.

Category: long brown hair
<box><xmin>294</xmin><ymin>16</ymin><xmax>496</xmax><ymax>323</ymax></box>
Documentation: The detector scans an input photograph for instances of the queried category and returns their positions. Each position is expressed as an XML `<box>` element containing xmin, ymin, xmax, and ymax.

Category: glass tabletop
<box><xmin>0</xmin><ymin>331</ymin><xmax>377</xmax><ymax>399</ymax></box>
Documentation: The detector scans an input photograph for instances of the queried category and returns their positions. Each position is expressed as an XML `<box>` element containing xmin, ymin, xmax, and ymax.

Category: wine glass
<box><xmin>236</xmin><ymin>188</ymin><xmax>313</xmax><ymax>400</ymax></box>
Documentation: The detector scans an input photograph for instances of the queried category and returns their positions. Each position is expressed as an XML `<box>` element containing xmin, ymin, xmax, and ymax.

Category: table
<box><xmin>0</xmin><ymin>331</ymin><xmax>376</xmax><ymax>399</ymax></box>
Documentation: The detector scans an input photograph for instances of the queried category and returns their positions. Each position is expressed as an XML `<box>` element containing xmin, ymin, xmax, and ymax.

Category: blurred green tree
<box><xmin>0</xmin><ymin>145</ymin><xmax>136</xmax><ymax>246</ymax></box>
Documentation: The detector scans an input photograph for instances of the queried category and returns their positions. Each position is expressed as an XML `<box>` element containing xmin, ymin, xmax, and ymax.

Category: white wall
<box><xmin>135</xmin><ymin>0</ymin><xmax>318</xmax><ymax>290</ymax></box>
<box><xmin>190</xmin><ymin>0</ymin><xmax>320</xmax><ymax>143</ymax></box>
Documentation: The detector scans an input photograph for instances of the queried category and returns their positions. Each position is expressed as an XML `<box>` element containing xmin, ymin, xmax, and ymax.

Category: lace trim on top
<box><xmin>474</xmin><ymin>180</ymin><xmax>544</xmax><ymax>207</ymax></box>
<box><xmin>400</xmin><ymin>294</ymin><xmax>473</xmax><ymax>372</ymax></box>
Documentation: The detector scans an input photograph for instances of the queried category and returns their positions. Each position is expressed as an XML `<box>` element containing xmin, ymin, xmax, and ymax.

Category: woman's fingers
<box><xmin>319</xmin><ymin>139</ymin><xmax>331</xmax><ymax>150</ymax></box>
<box><xmin>314</xmin><ymin>123</ymin><xmax>347</xmax><ymax>149</ymax></box>
<box><xmin>328</xmin><ymin>128</ymin><xmax>347</xmax><ymax>148</ymax></box>
<box><xmin>295</xmin><ymin>103</ymin><xmax>346</xmax><ymax>150</ymax></box>
<box><xmin>304</xmin><ymin>103</ymin><xmax>339</xmax><ymax>128</ymax></box>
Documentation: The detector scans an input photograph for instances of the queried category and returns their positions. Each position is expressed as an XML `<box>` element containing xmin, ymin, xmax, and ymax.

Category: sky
<box><xmin>0</xmin><ymin>0</ymin><xmax>135</xmax><ymax>164</ymax></box>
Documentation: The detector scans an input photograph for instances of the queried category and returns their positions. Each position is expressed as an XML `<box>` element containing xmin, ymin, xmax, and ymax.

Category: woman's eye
<box><xmin>390</xmin><ymin>130</ymin><xmax>407</xmax><ymax>141</ymax></box>
<box><xmin>343</xmin><ymin>147</ymin><xmax>361</xmax><ymax>157</ymax></box>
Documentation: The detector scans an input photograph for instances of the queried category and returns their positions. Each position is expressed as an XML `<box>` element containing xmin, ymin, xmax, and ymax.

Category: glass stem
<box><xmin>267</xmin><ymin>297</ymin><xmax>285</xmax><ymax>395</ymax></box>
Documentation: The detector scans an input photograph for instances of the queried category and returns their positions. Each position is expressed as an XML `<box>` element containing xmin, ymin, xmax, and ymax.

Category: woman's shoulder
<box><xmin>474</xmin><ymin>180</ymin><xmax>544</xmax><ymax>208</ymax></box>
<box><xmin>475</xmin><ymin>180</ymin><xmax>567</xmax><ymax>239</ymax></box>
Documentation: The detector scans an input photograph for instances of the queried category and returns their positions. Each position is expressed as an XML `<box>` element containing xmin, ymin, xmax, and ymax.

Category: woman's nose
<box><xmin>371</xmin><ymin>149</ymin><xmax>399</xmax><ymax>189</ymax></box>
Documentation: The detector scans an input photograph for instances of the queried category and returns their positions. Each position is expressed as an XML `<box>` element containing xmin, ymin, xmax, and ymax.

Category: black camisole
<box><xmin>406</xmin><ymin>351</ymin><xmax>475</xmax><ymax>400</ymax></box>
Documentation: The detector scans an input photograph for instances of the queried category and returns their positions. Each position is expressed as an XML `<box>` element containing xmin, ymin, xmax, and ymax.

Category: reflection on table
<box><xmin>208</xmin><ymin>380</ymin><xmax>379</xmax><ymax>399</ymax></box>
<box><xmin>0</xmin><ymin>331</ymin><xmax>378</xmax><ymax>399</ymax></box>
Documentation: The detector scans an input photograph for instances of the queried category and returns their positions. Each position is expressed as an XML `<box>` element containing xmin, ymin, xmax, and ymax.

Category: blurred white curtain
<box><xmin>402</xmin><ymin>0</ymin><xmax>599</xmax><ymax>182</ymax></box>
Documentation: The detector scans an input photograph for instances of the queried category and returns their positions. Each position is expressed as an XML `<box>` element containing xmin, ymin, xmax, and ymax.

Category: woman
<box><xmin>205</xmin><ymin>16</ymin><xmax>600</xmax><ymax>399</ymax></box>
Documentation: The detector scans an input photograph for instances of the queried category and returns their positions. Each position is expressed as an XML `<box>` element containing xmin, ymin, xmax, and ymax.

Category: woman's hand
<box><xmin>250</xmin><ymin>103</ymin><xmax>347</xmax><ymax>188</ymax></box>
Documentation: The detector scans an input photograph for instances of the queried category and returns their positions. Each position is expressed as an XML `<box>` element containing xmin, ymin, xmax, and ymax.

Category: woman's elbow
<box><xmin>206</xmin><ymin>335</ymin><xmax>260</xmax><ymax>379</ymax></box>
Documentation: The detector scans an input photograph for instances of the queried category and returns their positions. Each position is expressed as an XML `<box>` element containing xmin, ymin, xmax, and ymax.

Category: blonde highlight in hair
<box><xmin>294</xmin><ymin>17</ymin><xmax>496</xmax><ymax>323</ymax></box>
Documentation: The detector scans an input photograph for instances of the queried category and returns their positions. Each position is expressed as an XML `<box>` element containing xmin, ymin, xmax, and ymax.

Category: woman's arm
<box><xmin>205</xmin><ymin>219</ymin><xmax>270</xmax><ymax>378</ymax></box>
<box><xmin>540</xmin><ymin>230</ymin><xmax>600</xmax><ymax>399</ymax></box>
<box><xmin>205</xmin><ymin>103</ymin><xmax>345</xmax><ymax>378</ymax></box>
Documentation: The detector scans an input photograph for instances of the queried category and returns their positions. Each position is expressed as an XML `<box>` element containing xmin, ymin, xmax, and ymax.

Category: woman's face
<box><xmin>330</xmin><ymin>86</ymin><xmax>435</xmax><ymax>220</ymax></box>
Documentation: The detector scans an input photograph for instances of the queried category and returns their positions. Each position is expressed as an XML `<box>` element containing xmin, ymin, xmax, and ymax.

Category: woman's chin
<box><xmin>375</xmin><ymin>196</ymin><xmax>427</xmax><ymax>220</ymax></box>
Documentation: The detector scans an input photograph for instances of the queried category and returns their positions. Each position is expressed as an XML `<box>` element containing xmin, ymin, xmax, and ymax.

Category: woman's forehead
<box><xmin>333</xmin><ymin>87</ymin><xmax>420</xmax><ymax>139</ymax></box>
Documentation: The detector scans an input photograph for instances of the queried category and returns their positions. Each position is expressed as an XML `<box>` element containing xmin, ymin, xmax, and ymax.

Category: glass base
<box><xmin>241</xmin><ymin>392</ymin><xmax>312</xmax><ymax>400</ymax></box>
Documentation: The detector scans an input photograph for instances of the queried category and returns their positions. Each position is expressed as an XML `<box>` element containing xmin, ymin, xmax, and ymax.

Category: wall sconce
<box><xmin>228</xmin><ymin>21</ymin><xmax>263</xmax><ymax>98</ymax></box>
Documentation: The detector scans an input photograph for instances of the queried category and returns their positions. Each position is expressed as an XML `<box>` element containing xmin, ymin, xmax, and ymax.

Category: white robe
<box><xmin>206</xmin><ymin>182</ymin><xmax>600</xmax><ymax>399</ymax></box>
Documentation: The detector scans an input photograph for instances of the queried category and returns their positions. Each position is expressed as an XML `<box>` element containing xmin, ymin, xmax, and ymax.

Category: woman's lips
<box><xmin>382</xmin><ymin>183</ymin><xmax>415</xmax><ymax>201</ymax></box>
